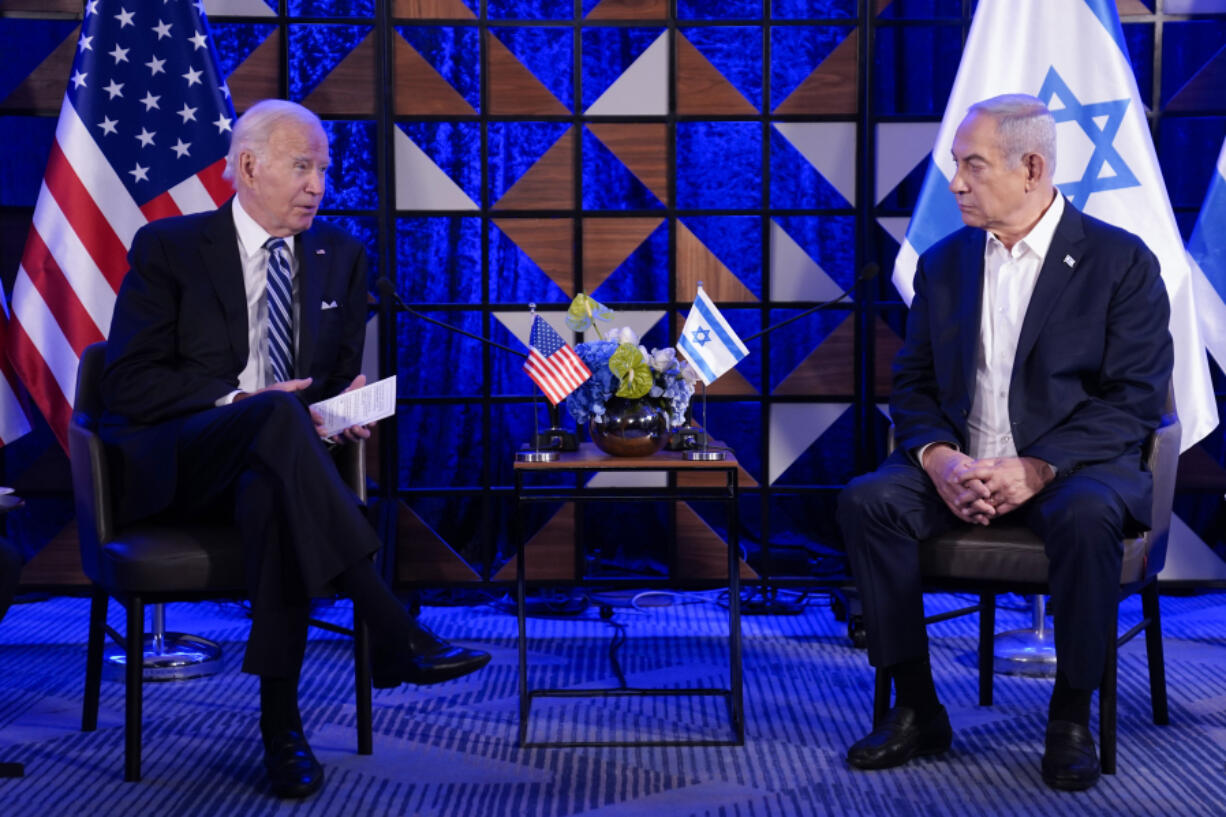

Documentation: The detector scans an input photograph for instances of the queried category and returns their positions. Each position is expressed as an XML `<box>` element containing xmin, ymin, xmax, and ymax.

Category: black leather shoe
<box><xmin>262</xmin><ymin>729</ymin><xmax>323</xmax><ymax>799</ymax></box>
<box><xmin>371</xmin><ymin>642</ymin><xmax>492</xmax><ymax>688</ymax></box>
<box><xmin>846</xmin><ymin>705</ymin><xmax>953</xmax><ymax>770</ymax></box>
<box><xmin>1041</xmin><ymin>720</ymin><xmax>1100</xmax><ymax>791</ymax></box>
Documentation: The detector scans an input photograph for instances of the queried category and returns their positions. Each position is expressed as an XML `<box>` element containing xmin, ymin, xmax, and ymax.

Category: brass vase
<box><xmin>589</xmin><ymin>396</ymin><xmax>669</xmax><ymax>457</ymax></box>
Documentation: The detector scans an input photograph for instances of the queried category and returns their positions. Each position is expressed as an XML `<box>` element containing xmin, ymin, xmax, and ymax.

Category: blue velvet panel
<box><xmin>396</xmin><ymin>217</ymin><xmax>483</xmax><ymax>304</ymax></box>
<box><xmin>580</xmin><ymin>502</ymin><xmax>672</xmax><ymax>577</ymax></box>
<box><xmin>773</xmin><ymin>404</ymin><xmax>857</xmax><ymax>485</ymax></box>
<box><xmin>581</xmin><ymin>0</ymin><xmax>603</xmax><ymax>16</ymax></box>
<box><xmin>769</xmin><ymin>492</ymin><xmax>845</xmax><ymax>556</ymax></box>
<box><xmin>877</xmin><ymin>0</ymin><xmax>966</xmax><ymax>17</ymax></box>
<box><xmin>397</xmin><ymin>311</ymin><xmax>487</xmax><ymax>397</ymax></box>
<box><xmin>679</xmin><ymin>216</ymin><xmax>763</xmax><ymax>300</ymax></box>
<box><xmin>210</xmin><ymin>23</ymin><xmax>278</xmax><ymax>81</ymax></box>
<box><xmin>699</xmin><ymin>401</ymin><xmax>763</xmax><ymax>485</ymax></box>
<box><xmin>677</xmin><ymin>0</ymin><xmax>762</xmax><ymax>19</ymax></box>
<box><xmin>680</xmin><ymin>27</ymin><xmax>762</xmax><ymax>112</ymax></box>
<box><xmin>398</xmin><ymin>404</ymin><xmax>485</xmax><ymax>490</ymax></box>
<box><xmin>0</xmin><ymin>117</ymin><xmax>57</xmax><ymax>207</ymax></box>
<box><xmin>770</xmin><ymin>26</ymin><xmax>851</xmax><ymax>110</ymax></box>
<box><xmin>0</xmin><ymin>19</ymin><xmax>78</xmax><ymax>103</ymax></box>
<box><xmin>289</xmin><ymin>0</ymin><xmax>375</xmax><ymax>16</ymax></box>
<box><xmin>397</xmin><ymin>26</ymin><xmax>481</xmax><ymax>112</ymax></box>
<box><xmin>491</xmin><ymin>27</ymin><xmax>573</xmax><ymax>111</ymax></box>
<box><xmin>1161</xmin><ymin>20</ymin><xmax>1226</xmax><ymax>107</ymax></box>
<box><xmin>772</xmin><ymin>0</ymin><xmax>856</xmax><ymax>17</ymax></box>
<box><xmin>487</xmin><ymin>122</ymin><xmax>572</xmax><ymax>203</ymax></box>
<box><xmin>288</xmin><ymin>24</ymin><xmax>372</xmax><ymax>102</ymax></box>
<box><xmin>488</xmin><ymin>0</ymin><xmax>574</xmax><ymax>19</ymax></box>
<box><xmin>1123</xmin><ymin>23</ymin><xmax>1154</xmax><ymax>110</ymax></box>
<box><xmin>582</xmin><ymin>129</ymin><xmax>665</xmax><ymax>211</ymax></box>
<box><xmin>772</xmin><ymin>215</ymin><xmax>856</xmax><ymax>291</ymax></box>
<box><xmin>770</xmin><ymin>128</ymin><xmax>851</xmax><ymax>210</ymax></box>
<box><xmin>589</xmin><ymin>220</ymin><xmax>670</xmax><ymax>302</ymax></box>
<box><xmin>488</xmin><ymin>403</ymin><xmax>573</xmax><ymax>487</ymax></box>
<box><xmin>320</xmin><ymin>120</ymin><xmax>378</xmax><ymax>210</ymax></box>
<box><xmin>767</xmin><ymin>309</ymin><xmax>848</xmax><ymax>393</ymax></box>
<box><xmin>1158</xmin><ymin>116</ymin><xmax>1226</xmax><ymax>210</ymax></box>
<box><xmin>873</xmin><ymin>24</ymin><xmax>961</xmax><ymax>115</ymax></box>
<box><xmin>676</xmin><ymin>123</ymin><xmax>763</xmax><ymax>210</ymax></box>
<box><xmin>487</xmin><ymin>219</ymin><xmax>571</xmax><ymax>305</ymax></box>
<box><xmin>316</xmin><ymin>215</ymin><xmax>379</xmax><ymax>290</ymax></box>
<box><xmin>581</xmin><ymin>27</ymin><xmax>663</xmax><ymax>111</ymax></box>
<box><xmin>397</xmin><ymin>122</ymin><xmax>482</xmax><ymax>204</ymax></box>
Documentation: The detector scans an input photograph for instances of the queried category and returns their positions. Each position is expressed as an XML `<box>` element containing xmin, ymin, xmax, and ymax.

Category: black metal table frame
<box><xmin>513</xmin><ymin>453</ymin><xmax>743</xmax><ymax>748</ymax></box>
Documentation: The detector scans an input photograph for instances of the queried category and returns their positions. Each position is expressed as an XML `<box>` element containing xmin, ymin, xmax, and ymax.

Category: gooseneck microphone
<box><xmin>375</xmin><ymin>277</ymin><xmax>528</xmax><ymax>358</ymax></box>
<box><xmin>741</xmin><ymin>262</ymin><xmax>880</xmax><ymax>343</ymax></box>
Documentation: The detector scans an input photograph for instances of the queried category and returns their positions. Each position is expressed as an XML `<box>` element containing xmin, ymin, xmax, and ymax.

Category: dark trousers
<box><xmin>153</xmin><ymin>390</ymin><xmax>379</xmax><ymax>678</ymax></box>
<box><xmin>837</xmin><ymin>451</ymin><xmax>1126</xmax><ymax>690</ymax></box>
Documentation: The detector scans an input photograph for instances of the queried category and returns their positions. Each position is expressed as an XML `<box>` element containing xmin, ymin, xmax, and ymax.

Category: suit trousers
<box><xmin>150</xmin><ymin>390</ymin><xmax>380</xmax><ymax>677</ymax></box>
<box><xmin>837</xmin><ymin>451</ymin><xmax>1127</xmax><ymax>690</ymax></box>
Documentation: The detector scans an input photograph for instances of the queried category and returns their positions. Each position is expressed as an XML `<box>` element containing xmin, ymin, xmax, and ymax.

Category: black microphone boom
<box><xmin>741</xmin><ymin>262</ymin><xmax>879</xmax><ymax>344</ymax></box>
<box><xmin>375</xmin><ymin>277</ymin><xmax>528</xmax><ymax>358</ymax></box>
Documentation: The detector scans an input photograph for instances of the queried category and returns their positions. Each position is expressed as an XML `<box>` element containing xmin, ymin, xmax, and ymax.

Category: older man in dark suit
<box><xmin>100</xmin><ymin>99</ymin><xmax>489</xmax><ymax>799</ymax></box>
<box><xmin>838</xmin><ymin>94</ymin><xmax>1172</xmax><ymax>791</ymax></box>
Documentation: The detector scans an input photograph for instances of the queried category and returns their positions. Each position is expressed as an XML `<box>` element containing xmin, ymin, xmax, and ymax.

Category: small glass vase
<box><xmin>589</xmin><ymin>396</ymin><xmax>670</xmax><ymax>457</ymax></box>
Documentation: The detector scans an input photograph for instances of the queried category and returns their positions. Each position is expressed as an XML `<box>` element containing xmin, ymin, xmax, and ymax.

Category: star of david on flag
<box><xmin>891</xmin><ymin>0</ymin><xmax>1217</xmax><ymax>450</ymax></box>
<box><xmin>523</xmin><ymin>315</ymin><xmax>591</xmax><ymax>406</ymax></box>
<box><xmin>678</xmin><ymin>285</ymin><xmax>749</xmax><ymax>386</ymax></box>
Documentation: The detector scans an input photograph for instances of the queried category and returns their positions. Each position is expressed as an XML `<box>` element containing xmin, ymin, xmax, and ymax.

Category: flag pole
<box><xmin>517</xmin><ymin>303</ymin><xmax>560</xmax><ymax>463</ymax></box>
<box><xmin>684</xmin><ymin>283</ymin><xmax>726</xmax><ymax>462</ymax></box>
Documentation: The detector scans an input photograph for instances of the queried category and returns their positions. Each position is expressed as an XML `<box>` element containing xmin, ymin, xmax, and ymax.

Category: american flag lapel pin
<box><xmin>1063</xmin><ymin>254</ymin><xmax>1075</xmax><ymax>268</ymax></box>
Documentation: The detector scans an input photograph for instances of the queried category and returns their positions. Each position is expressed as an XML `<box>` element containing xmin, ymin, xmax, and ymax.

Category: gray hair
<box><xmin>222</xmin><ymin>99</ymin><xmax>324</xmax><ymax>185</ymax></box>
<box><xmin>967</xmin><ymin>94</ymin><xmax>1057</xmax><ymax>177</ymax></box>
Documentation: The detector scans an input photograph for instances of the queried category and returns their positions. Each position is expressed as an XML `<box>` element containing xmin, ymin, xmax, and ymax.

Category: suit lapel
<box><xmin>201</xmin><ymin>200</ymin><xmax>249</xmax><ymax>369</ymax></box>
<box><xmin>1012</xmin><ymin>203</ymin><xmax>1085</xmax><ymax>373</ymax></box>
<box><xmin>957</xmin><ymin>229</ymin><xmax>984</xmax><ymax>400</ymax></box>
<box><xmin>295</xmin><ymin>226</ymin><xmax>326</xmax><ymax>378</ymax></box>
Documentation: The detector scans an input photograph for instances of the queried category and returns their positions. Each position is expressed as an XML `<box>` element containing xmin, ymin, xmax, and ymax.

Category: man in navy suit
<box><xmin>100</xmin><ymin>100</ymin><xmax>490</xmax><ymax>799</ymax></box>
<box><xmin>838</xmin><ymin>95</ymin><xmax>1172</xmax><ymax>791</ymax></box>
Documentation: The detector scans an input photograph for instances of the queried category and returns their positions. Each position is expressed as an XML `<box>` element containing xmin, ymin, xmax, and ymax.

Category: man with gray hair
<box><xmin>100</xmin><ymin>99</ymin><xmax>490</xmax><ymax>799</ymax></box>
<box><xmin>837</xmin><ymin>94</ymin><xmax>1172</xmax><ymax>790</ymax></box>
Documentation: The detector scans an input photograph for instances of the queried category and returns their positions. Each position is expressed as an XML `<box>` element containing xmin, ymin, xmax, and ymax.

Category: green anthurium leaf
<box><xmin>565</xmin><ymin>293</ymin><xmax>613</xmax><ymax>333</ymax></box>
<box><xmin>609</xmin><ymin>343</ymin><xmax>653</xmax><ymax>399</ymax></box>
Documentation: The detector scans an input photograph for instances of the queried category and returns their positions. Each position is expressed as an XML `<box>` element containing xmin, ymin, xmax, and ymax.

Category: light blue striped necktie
<box><xmin>264</xmin><ymin>237</ymin><xmax>294</xmax><ymax>383</ymax></box>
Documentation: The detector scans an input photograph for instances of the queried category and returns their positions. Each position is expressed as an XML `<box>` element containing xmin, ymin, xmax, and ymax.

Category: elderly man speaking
<box><xmin>837</xmin><ymin>94</ymin><xmax>1172</xmax><ymax>791</ymax></box>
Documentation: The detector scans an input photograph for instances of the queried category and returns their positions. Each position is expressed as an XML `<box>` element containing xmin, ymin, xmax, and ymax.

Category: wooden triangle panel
<box><xmin>395</xmin><ymin>501</ymin><xmax>481</xmax><ymax>582</ymax></box>
<box><xmin>5</xmin><ymin>0</ymin><xmax>80</xmax><ymax>10</ymax></box>
<box><xmin>873</xmin><ymin>317</ymin><xmax>903</xmax><ymax>396</ymax></box>
<box><xmin>1</xmin><ymin>25</ymin><xmax>78</xmax><ymax>112</ymax></box>
<box><xmin>16</xmin><ymin>522</ymin><xmax>87</xmax><ymax>587</ymax></box>
<box><xmin>393</xmin><ymin>0</ymin><xmax>478</xmax><ymax>18</ymax></box>
<box><xmin>587</xmin><ymin>0</ymin><xmax>669</xmax><ymax>20</ymax></box>
<box><xmin>1116</xmin><ymin>0</ymin><xmax>1151</xmax><ymax>15</ymax></box>
<box><xmin>582</xmin><ymin>217</ymin><xmax>663</xmax><ymax>292</ymax></box>
<box><xmin>493</xmin><ymin>217</ymin><xmax>575</xmax><ymax>296</ymax></box>
<box><xmin>673</xmin><ymin>311</ymin><xmax>760</xmax><ymax>397</ymax></box>
<box><xmin>303</xmin><ymin>30</ymin><xmax>376</xmax><ymax>116</ymax></box>
<box><xmin>676</xmin><ymin>222</ymin><xmax>758</xmax><ymax>303</ymax></box>
<box><xmin>492</xmin><ymin>504</ymin><xmax>576</xmax><ymax>581</ymax></box>
<box><xmin>676</xmin><ymin>503</ymin><xmax>757</xmax><ymax>580</ymax></box>
<box><xmin>486</xmin><ymin>30</ymin><xmax>569</xmax><ymax>116</ymax></box>
<box><xmin>1167</xmin><ymin>46</ymin><xmax>1226</xmax><ymax>111</ymax></box>
<box><xmin>774</xmin><ymin>313</ymin><xmax>854</xmax><ymax>395</ymax></box>
<box><xmin>394</xmin><ymin>34</ymin><xmax>476</xmax><ymax>115</ymax></box>
<box><xmin>228</xmin><ymin>29</ymin><xmax>282</xmax><ymax>114</ymax></box>
<box><xmin>773</xmin><ymin>28</ymin><xmax>858</xmax><ymax>115</ymax></box>
<box><xmin>494</xmin><ymin>127</ymin><xmax>575</xmax><ymax>210</ymax></box>
<box><xmin>675</xmin><ymin>34</ymin><xmax>757</xmax><ymax>115</ymax></box>
<box><xmin>587</xmin><ymin>123</ymin><xmax>670</xmax><ymax>205</ymax></box>
<box><xmin>875</xmin><ymin>0</ymin><xmax>894</xmax><ymax>14</ymax></box>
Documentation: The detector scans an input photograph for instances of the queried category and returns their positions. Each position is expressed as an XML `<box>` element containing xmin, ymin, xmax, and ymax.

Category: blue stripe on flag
<box><xmin>907</xmin><ymin>158</ymin><xmax>965</xmax><ymax>257</ymax></box>
<box><xmin>694</xmin><ymin>296</ymin><xmax>747</xmax><ymax>362</ymax></box>
<box><xmin>678</xmin><ymin>334</ymin><xmax>718</xmax><ymax>383</ymax></box>
<box><xmin>1081</xmin><ymin>0</ymin><xmax>1128</xmax><ymax>55</ymax></box>
<box><xmin>1190</xmin><ymin>169</ymin><xmax>1226</xmax><ymax>302</ymax></box>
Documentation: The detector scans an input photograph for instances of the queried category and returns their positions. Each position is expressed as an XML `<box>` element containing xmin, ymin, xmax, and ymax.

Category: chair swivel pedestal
<box><xmin>101</xmin><ymin>602</ymin><xmax>222</xmax><ymax>682</ymax></box>
<box><xmin>993</xmin><ymin>595</ymin><xmax>1057</xmax><ymax>677</ymax></box>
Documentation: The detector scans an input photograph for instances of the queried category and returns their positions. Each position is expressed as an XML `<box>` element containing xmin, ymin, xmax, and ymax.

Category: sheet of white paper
<box><xmin>309</xmin><ymin>375</ymin><xmax>397</xmax><ymax>437</ymax></box>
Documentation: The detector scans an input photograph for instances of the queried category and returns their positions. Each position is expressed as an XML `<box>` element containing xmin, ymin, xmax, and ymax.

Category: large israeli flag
<box><xmin>678</xmin><ymin>285</ymin><xmax>749</xmax><ymax>386</ymax></box>
<box><xmin>892</xmin><ymin>0</ymin><xmax>1217</xmax><ymax>450</ymax></box>
<box><xmin>1189</xmin><ymin>139</ymin><xmax>1226</xmax><ymax>373</ymax></box>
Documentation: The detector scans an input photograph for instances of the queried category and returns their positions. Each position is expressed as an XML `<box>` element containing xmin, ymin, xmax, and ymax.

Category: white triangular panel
<box><xmin>1158</xmin><ymin>514</ymin><xmax>1226</xmax><ymax>581</ymax></box>
<box><xmin>876</xmin><ymin>402</ymin><xmax>891</xmax><ymax>422</ymax></box>
<box><xmin>578</xmin><ymin>310</ymin><xmax>667</xmax><ymax>345</ymax></box>
<box><xmin>769</xmin><ymin>220</ymin><xmax>843</xmax><ymax>302</ymax></box>
<box><xmin>394</xmin><ymin>128</ymin><xmax>479</xmax><ymax>211</ymax></box>
<box><xmin>768</xmin><ymin>403</ymin><xmax>850</xmax><ymax>485</ymax></box>
<box><xmin>877</xmin><ymin>216</ymin><xmax>911</xmax><ymax>247</ymax></box>
<box><xmin>875</xmin><ymin>122</ymin><xmax>941</xmax><ymax>204</ymax></box>
<box><xmin>586</xmin><ymin>32</ymin><xmax>669</xmax><ymax>116</ymax></box>
<box><xmin>204</xmin><ymin>0</ymin><xmax>276</xmax><ymax>16</ymax></box>
<box><xmin>493</xmin><ymin>311</ymin><xmax>572</xmax><ymax>348</ymax></box>
<box><xmin>773</xmin><ymin>122</ymin><xmax>856</xmax><ymax>206</ymax></box>
<box><xmin>586</xmin><ymin>472</ymin><xmax>668</xmax><ymax>488</ymax></box>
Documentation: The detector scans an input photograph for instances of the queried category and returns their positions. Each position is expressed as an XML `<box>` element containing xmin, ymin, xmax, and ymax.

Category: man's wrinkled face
<box><xmin>237</xmin><ymin>118</ymin><xmax>329</xmax><ymax>237</ymax></box>
<box><xmin>948</xmin><ymin>112</ymin><xmax>1031</xmax><ymax>234</ymax></box>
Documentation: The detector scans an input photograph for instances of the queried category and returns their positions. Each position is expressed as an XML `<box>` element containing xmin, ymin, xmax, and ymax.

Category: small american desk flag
<box><xmin>523</xmin><ymin>315</ymin><xmax>590</xmax><ymax>405</ymax></box>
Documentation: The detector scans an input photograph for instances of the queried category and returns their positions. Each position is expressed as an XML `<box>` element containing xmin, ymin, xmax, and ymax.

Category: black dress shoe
<box><xmin>371</xmin><ymin>642</ymin><xmax>492</xmax><ymax>688</ymax></box>
<box><xmin>1042</xmin><ymin>720</ymin><xmax>1100</xmax><ymax>791</ymax></box>
<box><xmin>262</xmin><ymin>729</ymin><xmax>323</xmax><ymax>799</ymax></box>
<box><xmin>846</xmin><ymin>705</ymin><xmax>953</xmax><ymax>770</ymax></box>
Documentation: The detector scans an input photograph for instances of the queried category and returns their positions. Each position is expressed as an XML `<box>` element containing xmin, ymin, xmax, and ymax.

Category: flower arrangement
<box><xmin>565</xmin><ymin>325</ymin><xmax>699</xmax><ymax>428</ymax></box>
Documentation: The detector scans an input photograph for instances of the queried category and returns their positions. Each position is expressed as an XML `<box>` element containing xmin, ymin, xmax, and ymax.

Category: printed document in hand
<box><xmin>309</xmin><ymin>375</ymin><xmax>397</xmax><ymax>437</ymax></box>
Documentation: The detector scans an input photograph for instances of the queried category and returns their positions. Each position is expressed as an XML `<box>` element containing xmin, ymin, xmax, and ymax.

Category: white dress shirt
<box><xmin>216</xmin><ymin>198</ymin><xmax>300</xmax><ymax>404</ymax></box>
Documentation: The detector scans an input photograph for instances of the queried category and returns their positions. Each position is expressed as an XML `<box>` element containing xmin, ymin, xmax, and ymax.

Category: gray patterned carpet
<box><xmin>1</xmin><ymin>589</ymin><xmax>1224</xmax><ymax>816</ymax></box>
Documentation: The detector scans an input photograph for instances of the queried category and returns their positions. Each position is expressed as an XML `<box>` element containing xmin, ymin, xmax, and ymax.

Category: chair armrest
<box><xmin>1141</xmin><ymin>412</ymin><xmax>1181</xmax><ymax>577</ymax></box>
<box><xmin>330</xmin><ymin>437</ymin><xmax>367</xmax><ymax>503</ymax></box>
<box><xmin>68</xmin><ymin>417</ymin><xmax>114</xmax><ymax>582</ymax></box>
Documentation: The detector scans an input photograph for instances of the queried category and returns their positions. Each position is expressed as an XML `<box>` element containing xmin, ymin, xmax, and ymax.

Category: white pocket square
<box><xmin>321</xmin><ymin>300</ymin><xmax>339</xmax><ymax>310</ymax></box>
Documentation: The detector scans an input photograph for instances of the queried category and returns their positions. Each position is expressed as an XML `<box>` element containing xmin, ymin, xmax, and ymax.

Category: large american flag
<box><xmin>7</xmin><ymin>0</ymin><xmax>235</xmax><ymax>449</ymax></box>
<box><xmin>523</xmin><ymin>315</ymin><xmax>590</xmax><ymax>406</ymax></box>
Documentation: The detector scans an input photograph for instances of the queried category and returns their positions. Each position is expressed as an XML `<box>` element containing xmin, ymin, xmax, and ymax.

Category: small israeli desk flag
<box><xmin>678</xmin><ymin>284</ymin><xmax>749</xmax><ymax>386</ymax></box>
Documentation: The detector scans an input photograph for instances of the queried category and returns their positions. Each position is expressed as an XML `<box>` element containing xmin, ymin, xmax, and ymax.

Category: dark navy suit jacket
<box><xmin>99</xmin><ymin>198</ymin><xmax>368</xmax><ymax>523</ymax></box>
<box><xmin>890</xmin><ymin>200</ymin><xmax>1173</xmax><ymax>527</ymax></box>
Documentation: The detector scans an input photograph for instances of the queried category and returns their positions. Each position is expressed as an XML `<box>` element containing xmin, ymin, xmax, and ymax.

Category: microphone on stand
<box><xmin>375</xmin><ymin>278</ymin><xmax>578</xmax><ymax>451</ymax></box>
<box><xmin>741</xmin><ymin>262</ymin><xmax>879</xmax><ymax>343</ymax></box>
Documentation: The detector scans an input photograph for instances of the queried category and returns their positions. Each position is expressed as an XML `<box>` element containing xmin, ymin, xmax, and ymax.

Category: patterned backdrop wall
<box><xmin>2</xmin><ymin>1</ymin><xmax>1225</xmax><ymax>587</ymax></box>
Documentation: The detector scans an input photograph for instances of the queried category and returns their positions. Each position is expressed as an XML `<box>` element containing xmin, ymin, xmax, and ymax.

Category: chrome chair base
<box><xmin>994</xmin><ymin>595</ymin><xmax>1056</xmax><ymax>677</ymax></box>
<box><xmin>102</xmin><ymin>632</ymin><xmax>223</xmax><ymax>682</ymax></box>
